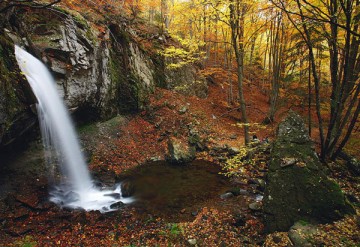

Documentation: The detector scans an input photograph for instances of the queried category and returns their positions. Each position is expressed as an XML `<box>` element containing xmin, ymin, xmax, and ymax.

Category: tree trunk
<box><xmin>229</xmin><ymin>0</ymin><xmax>250</xmax><ymax>144</ymax></box>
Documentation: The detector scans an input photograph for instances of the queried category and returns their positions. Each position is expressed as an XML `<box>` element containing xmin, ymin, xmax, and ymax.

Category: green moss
<box><xmin>109</xmin><ymin>44</ymin><xmax>150</xmax><ymax>112</ymax></box>
<box><xmin>72</xmin><ymin>13</ymin><xmax>89</xmax><ymax>29</ymax></box>
<box><xmin>109</xmin><ymin>52</ymin><xmax>122</xmax><ymax>86</ymax></box>
<box><xmin>14</xmin><ymin>235</ymin><xmax>37</xmax><ymax>247</ymax></box>
<box><xmin>52</xmin><ymin>6</ymin><xmax>71</xmax><ymax>15</ymax></box>
<box><xmin>297</xmin><ymin>219</ymin><xmax>309</xmax><ymax>226</ymax></box>
<box><xmin>0</xmin><ymin>33</ymin><xmax>23</xmax><ymax>129</ymax></box>
<box><xmin>78</xmin><ymin>122</ymin><xmax>98</xmax><ymax>135</ymax></box>
<box><xmin>51</xmin><ymin>6</ymin><xmax>89</xmax><ymax>29</ymax></box>
<box><xmin>152</xmin><ymin>53</ymin><xmax>167</xmax><ymax>88</ymax></box>
<box><xmin>85</xmin><ymin>27</ymin><xmax>96</xmax><ymax>44</ymax></box>
<box><xmin>264</xmin><ymin>113</ymin><xmax>355</xmax><ymax>232</ymax></box>
<box><xmin>117</xmin><ymin>28</ymin><xmax>132</xmax><ymax>43</ymax></box>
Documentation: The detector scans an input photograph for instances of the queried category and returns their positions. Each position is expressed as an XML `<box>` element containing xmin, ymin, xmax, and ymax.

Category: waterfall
<box><xmin>15</xmin><ymin>45</ymin><xmax>132</xmax><ymax>212</ymax></box>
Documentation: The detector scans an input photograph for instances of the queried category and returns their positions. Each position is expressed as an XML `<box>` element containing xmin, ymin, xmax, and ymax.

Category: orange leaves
<box><xmin>58</xmin><ymin>0</ymin><xmax>142</xmax><ymax>21</ymax></box>
<box><xmin>89</xmin><ymin>114</ymin><xmax>166</xmax><ymax>175</ymax></box>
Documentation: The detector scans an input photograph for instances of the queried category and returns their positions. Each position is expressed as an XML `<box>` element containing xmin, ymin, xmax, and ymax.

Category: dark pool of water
<box><xmin>120</xmin><ymin>160</ymin><xmax>233</xmax><ymax>221</ymax></box>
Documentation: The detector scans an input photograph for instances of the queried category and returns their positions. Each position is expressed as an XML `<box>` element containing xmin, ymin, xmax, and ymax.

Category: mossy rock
<box><xmin>166</xmin><ymin>137</ymin><xmax>196</xmax><ymax>164</ymax></box>
<box><xmin>0</xmin><ymin>31</ymin><xmax>36</xmax><ymax>148</ymax></box>
<box><xmin>263</xmin><ymin>112</ymin><xmax>355</xmax><ymax>232</ymax></box>
<box><xmin>109</xmin><ymin>25</ymin><xmax>152</xmax><ymax>113</ymax></box>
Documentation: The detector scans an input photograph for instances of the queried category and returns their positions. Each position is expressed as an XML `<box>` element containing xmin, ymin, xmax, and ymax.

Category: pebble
<box><xmin>179</xmin><ymin>106</ymin><xmax>188</xmax><ymax>114</ymax></box>
<box><xmin>249</xmin><ymin>202</ymin><xmax>262</xmax><ymax>211</ymax></box>
<box><xmin>188</xmin><ymin>238</ymin><xmax>197</xmax><ymax>245</ymax></box>
<box><xmin>220</xmin><ymin>192</ymin><xmax>234</xmax><ymax>199</ymax></box>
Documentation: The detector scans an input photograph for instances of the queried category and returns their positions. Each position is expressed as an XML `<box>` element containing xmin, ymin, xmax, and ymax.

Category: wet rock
<box><xmin>104</xmin><ymin>193</ymin><xmax>121</xmax><ymax>199</ymax></box>
<box><xmin>263</xmin><ymin>112</ymin><xmax>355</xmax><ymax>232</ymax></box>
<box><xmin>288</xmin><ymin>221</ymin><xmax>317</xmax><ymax>247</ymax></box>
<box><xmin>166</xmin><ymin>137</ymin><xmax>196</xmax><ymax>164</ymax></box>
<box><xmin>110</xmin><ymin>201</ymin><xmax>125</xmax><ymax>210</ymax></box>
<box><xmin>220</xmin><ymin>192</ymin><xmax>234</xmax><ymax>199</ymax></box>
<box><xmin>227</xmin><ymin>188</ymin><xmax>249</xmax><ymax>196</ymax></box>
<box><xmin>121</xmin><ymin>181</ymin><xmax>135</xmax><ymax>197</ymax></box>
<box><xmin>64</xmin><ymin>191</ymin><xmax>80</xmax><ymax>202</ymax></box>
<box><xmin>191</xmin><ymin>211</ymin><xmax>198</xmax><ymax>216</ymax></box>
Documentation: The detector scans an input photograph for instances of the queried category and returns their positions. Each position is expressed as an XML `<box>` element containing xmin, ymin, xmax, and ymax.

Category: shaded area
<box><xmin>0</xmin><ymin>141</ymin><xmax>46</xmax><ymax>200</ymax></box>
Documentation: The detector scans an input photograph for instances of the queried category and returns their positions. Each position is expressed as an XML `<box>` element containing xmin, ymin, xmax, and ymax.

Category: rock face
<box><xmin>13</xmin><ymin>10</ymin><xmax>155</xmax><ymax>118</ymax></box>
<box><xmin>0</xmin><ymin>33</ymin><xmax>37</xmax><ymax>149</ymax></box>
<box><xmin>263</xmin><ymin>112</ymin><xmax>355</xmax><ymax>232</ymax></box>
<box><xmin>0</xmin><ymin>7</ymin><xmax>206</xmax><ymax>149</ymax></box>
<box><xmin>166</xmin><ymin>137</ymin><xmax>196</xmax><ymax>164</ymax></box>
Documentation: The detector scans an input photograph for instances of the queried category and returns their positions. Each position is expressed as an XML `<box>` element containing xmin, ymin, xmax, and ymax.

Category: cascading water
<box><xmin>15</xmin><ymin>45</ymin><xmax>133</xmax><ymax>212</ymax></box>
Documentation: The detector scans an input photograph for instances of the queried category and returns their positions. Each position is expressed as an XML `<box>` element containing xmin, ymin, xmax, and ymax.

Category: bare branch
<box><xmin>270</xmin><ymin>0</ymin><xmax>360</xmax><ymax>38</ymax></box>
<box><xmin>0</xmin><ymin>0</ymin><xmax>61</xmax><ymax>13</ymax></box>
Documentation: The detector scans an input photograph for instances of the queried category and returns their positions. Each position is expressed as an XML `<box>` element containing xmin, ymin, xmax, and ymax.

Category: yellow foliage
<box><xmin>220</xmin><ymin>145</ymin><xmax>255</xmax><ymax>177</ymax></box>
<box><xmin>161</xmin><ymin>36</ymin><xmax>206</xmax><ymax>69</ymax></box>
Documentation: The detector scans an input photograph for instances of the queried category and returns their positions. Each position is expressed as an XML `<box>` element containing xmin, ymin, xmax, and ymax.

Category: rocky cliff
<box><xmin>0</xmin><ymin>7</ymin><xmax>207</xmax><ymax>150</ymax></box>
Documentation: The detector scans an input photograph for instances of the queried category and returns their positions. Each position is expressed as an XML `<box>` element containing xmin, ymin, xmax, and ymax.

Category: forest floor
<box><xmin>0</xmin><ymin>78</ymin><xmax>359</xmax><ymax>246</ymax></box>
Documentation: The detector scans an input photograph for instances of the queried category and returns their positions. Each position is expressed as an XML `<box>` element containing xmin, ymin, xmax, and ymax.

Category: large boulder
<box><xmin>263</xmin><ymin>112</ymin><xmax>355</xmax><ymax>232</ymax></box>
<box><xmin>166</xmin><ymin>137</ymin><xmax>196</xmax><ymax>164</ymax></box>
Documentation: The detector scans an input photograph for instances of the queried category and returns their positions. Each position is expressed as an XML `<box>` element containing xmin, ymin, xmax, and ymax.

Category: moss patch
<box><xmin>0</xmin><ymin>34</ymin><xmax>22</xmax><ymax>126</ymax></box>
<box><xmin>109</xmin><ymin>25</ymin><xmax>150</xmax><ymax>113</ymax></box>
<box><xmin>263</xmin><ymin>113</ymin><xmax>355</xmax><ymax>233</ymax></box>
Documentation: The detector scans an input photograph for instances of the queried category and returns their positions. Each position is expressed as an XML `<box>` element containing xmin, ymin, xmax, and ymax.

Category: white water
<box><xmin>15</xmin><ymin>45</ymin><xmax>133</xmax><ymax>212</ymax></box>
